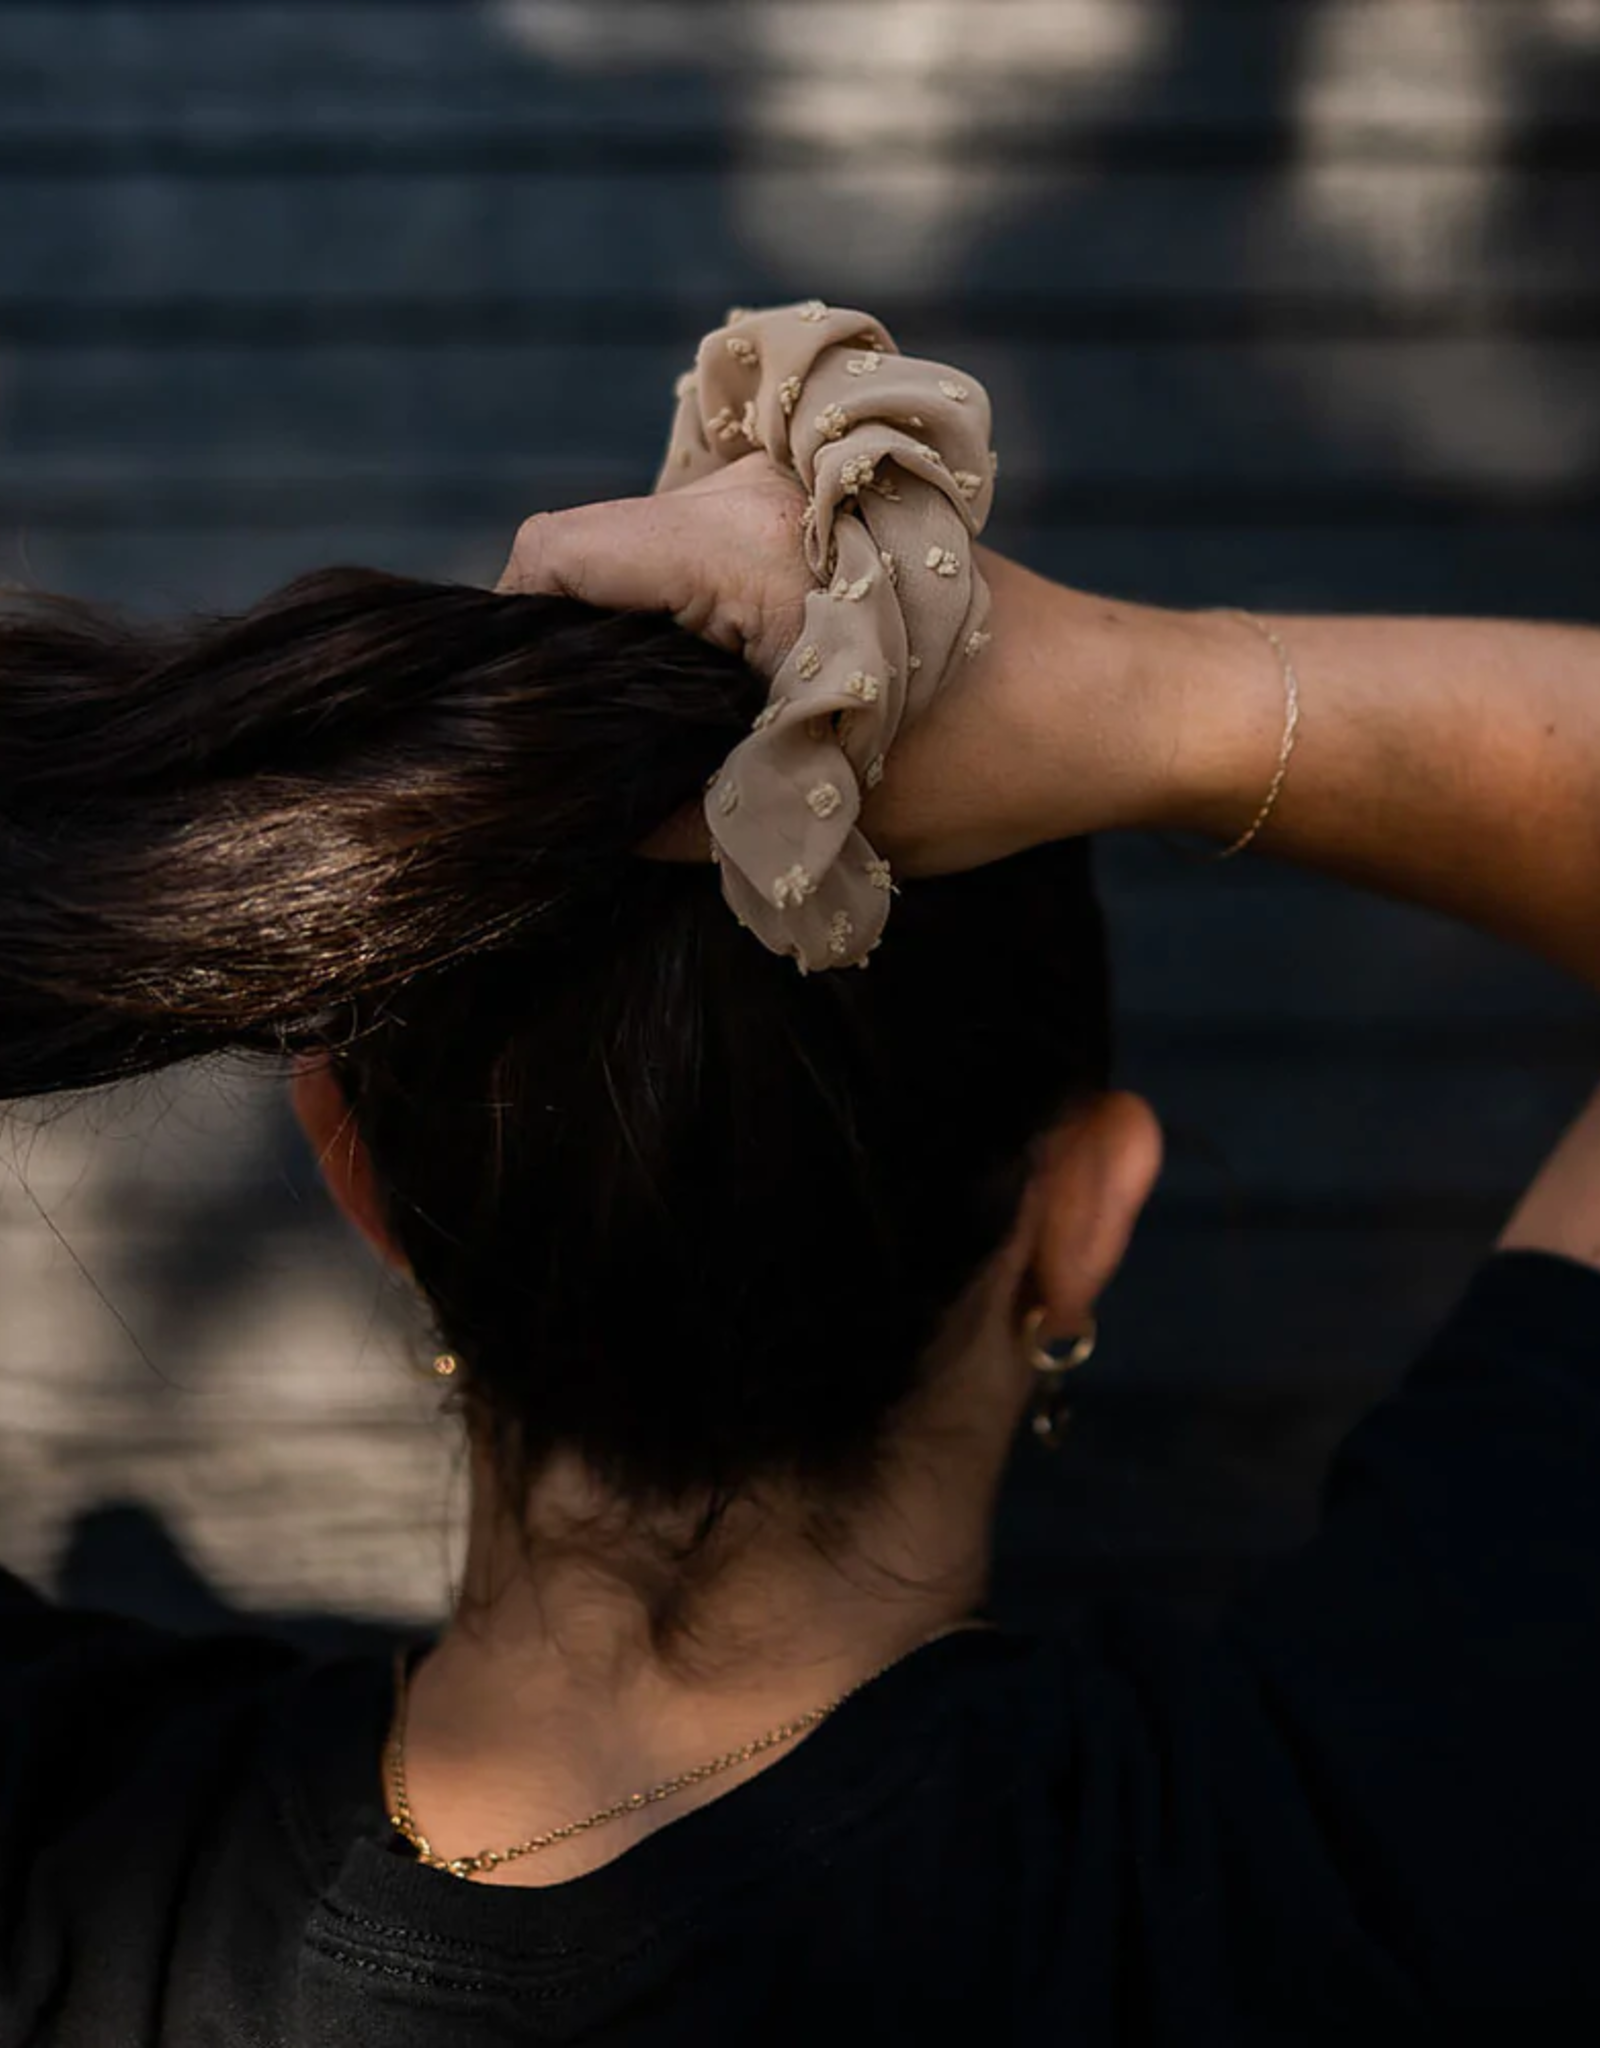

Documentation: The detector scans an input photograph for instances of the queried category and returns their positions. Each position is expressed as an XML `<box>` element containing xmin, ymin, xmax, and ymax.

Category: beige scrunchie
<box><xmin>653</xmin><ymin>299</ymin><xmax>998</xmax><ymax>973</ymax></box>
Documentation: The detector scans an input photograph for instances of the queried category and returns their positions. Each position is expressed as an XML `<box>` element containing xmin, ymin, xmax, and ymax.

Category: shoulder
<box><xmin>1414</xmin><ymin>1244</ymin><xmax>1600</xmax><ymax>1365</ymax></box>
<box><xmin>0</xmin><ymin>1562</ymin><xmax>306</xmax><ymax>1886</ymax></box>
<box><xmin>0</xmin><ymin>1559</ymin><xmax>297</xmax><ymax>1695</ymax></box>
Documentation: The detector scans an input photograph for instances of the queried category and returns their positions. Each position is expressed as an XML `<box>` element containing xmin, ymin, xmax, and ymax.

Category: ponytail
<box><xmin>0</xmin><ymin>568</ymin><xmax>758</xmax><ymax>1097</ymax></box>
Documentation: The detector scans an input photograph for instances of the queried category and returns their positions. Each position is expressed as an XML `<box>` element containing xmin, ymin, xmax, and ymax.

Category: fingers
<box><xmin>495</xmin><ymin>462</ymin><xmax>807</xmax><ymax>652</ymax></box>
<box><xmin>495</xmin><ymin>504</ymin><xmax>610</xmax><ymax>603</ymax></box>
<box><xmin>496</xmin><ymin>500</ymin><xmax>680</xmax><ymax>615</ymax></box>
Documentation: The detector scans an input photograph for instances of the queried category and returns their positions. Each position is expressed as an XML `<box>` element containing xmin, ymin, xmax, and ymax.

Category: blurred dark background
<box><xmin>1</xmin><ymin>0</ymin><xmax>1598</xmax><ymax>1646</ymax></box>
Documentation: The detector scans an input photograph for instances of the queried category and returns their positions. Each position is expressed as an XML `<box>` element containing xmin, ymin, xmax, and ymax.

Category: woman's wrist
<box><xmin>1118</xmin><ymin>602</ymin><xmax>1296</xmax><ymax>844</ymax></box>
<box><xmin>871</xmin><ymin>550</ymin><xmax>1223</xmax><ymax>873</ymax></box>
<box><xmin>971</xmin><ymin>553</ymin><xmax>1268</xmax><ymax>849</ymax></box>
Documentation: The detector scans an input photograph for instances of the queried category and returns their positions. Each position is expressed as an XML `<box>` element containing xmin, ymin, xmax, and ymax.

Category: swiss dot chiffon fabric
<box><xmin>654</xmin><ymin>300</ymin><xmax>998</xmax><ymax>972</ymax></box>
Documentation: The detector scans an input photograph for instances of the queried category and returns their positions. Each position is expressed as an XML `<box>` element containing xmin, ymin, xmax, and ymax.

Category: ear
<box><xmin>289</xmin><ymin>1059</ymin><xmax>410</xmax><ymax>1274</ymax></box>
<box><xmin>1020</xmin><ymin>1090</ymin><xmax>1163</xmax><ymax>1343</ymax></box>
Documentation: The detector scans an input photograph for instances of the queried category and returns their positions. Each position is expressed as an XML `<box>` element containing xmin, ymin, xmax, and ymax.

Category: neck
<box><xmin>398</xmin><ymin>1348</ymin><xmax>1019</xmax><ymax>1884</ymax></box>
<box><xmin>421</xmin><ymin>1444</ymin><xmax>997</xmax><ymax>1742</ymax></box>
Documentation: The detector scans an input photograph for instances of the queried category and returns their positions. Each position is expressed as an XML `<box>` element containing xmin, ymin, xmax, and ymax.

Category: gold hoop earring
<box><xmin>1021</xmin><ymin>1305</ymin><xmax>1097</xmax><ymax>1450</ymax></box>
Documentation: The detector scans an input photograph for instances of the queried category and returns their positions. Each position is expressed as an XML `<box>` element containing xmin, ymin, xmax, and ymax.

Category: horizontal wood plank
<box><xmin>1</xmin><ymin>169</ymin><xmax>1595</xmax><ymax>311</ymax></box>
<box><xmin>3</xmin><ymin>340</ymin><xmax>1597</xmax><ymax>495</ymax></box>
<box><xmin>2</xmin><ymin>131</ymin><xmax>1595</xmax><ymax>175</ymax></box>
<box><xmin>1107</xmin><ymin>879</ymin><xmax>1599</xmax><ymax>1024</ymax></box>
<box><xmin>3</xmin><ymin>0</ymin><xmax>1594</xmax><ymax>139</ymax></box>
<box><xmin>8</xmin><ymin>297</ymin><xmax>1600</xmax><ymax>347</ymax></box>
<box><xmin>1011</xmin><ymin>521</ymin><xmax>1600</xmax><ymax>614</ymax></box>
<box><xmin>1124</xmin><ymin>1051</ymin><xmax>1590</xmax><ymax>1205</ymax></box>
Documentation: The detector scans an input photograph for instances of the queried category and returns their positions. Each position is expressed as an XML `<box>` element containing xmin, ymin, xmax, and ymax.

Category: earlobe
<box><xmin>289</xmin><ymin>1060</ymin><xmax>410</xmax><ymax>1274</ymax></box>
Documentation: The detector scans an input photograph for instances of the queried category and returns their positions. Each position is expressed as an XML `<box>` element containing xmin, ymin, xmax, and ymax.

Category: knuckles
<box><xmin>497</xmin><ymin>510</ymin><xmax>555</xmax><ymax>593</ymax></box>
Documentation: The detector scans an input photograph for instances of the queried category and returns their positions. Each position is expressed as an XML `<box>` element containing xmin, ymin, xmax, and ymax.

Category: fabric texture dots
<box><xmin>651</xmin><ymin>299</ymin><xmax>998</xmax><ymax>971</ymax></box>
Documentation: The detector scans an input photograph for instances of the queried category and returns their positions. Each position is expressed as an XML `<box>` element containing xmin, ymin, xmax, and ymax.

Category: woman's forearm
<box><xmin>1161</xmin><ymin>606</ymin><xmax>1600</xmax><ymax>985</ymax></box>
<box><xmin>949</xmin><ymin>549</ymin><xmax>1600</xmax><ymax>988</ymax></box>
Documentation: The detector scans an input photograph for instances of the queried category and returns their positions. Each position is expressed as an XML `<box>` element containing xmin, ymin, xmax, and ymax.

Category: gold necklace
<box><xmin>384</xmin><ymin>1618</ymin><xmax>994</xmax><ymax>1882</ymax></box>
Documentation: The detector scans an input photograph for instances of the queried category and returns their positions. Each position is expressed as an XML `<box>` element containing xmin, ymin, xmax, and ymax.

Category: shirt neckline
<box><xmin>274</xmin><ymin>1619</ymin><xmax>1022</xmax><ymax>1967</ymax></box>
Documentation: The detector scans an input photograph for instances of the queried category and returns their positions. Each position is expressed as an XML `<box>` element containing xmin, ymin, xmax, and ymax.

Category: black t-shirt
<box><xmin>4</xmin><ymin>1248</ymin><xmax>1600</xmax><ymax>2046</ymax></box>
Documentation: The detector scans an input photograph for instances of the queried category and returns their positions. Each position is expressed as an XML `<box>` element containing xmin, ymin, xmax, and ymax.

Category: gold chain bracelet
<box><xmin>1212</xmin><ymin>608</ymin><xmax>1302</xmax><ymax>860</ymax></box>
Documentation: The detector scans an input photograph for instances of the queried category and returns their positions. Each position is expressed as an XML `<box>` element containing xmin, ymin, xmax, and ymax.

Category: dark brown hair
<box><xmin>0</xmin><ymin>568</ymin><xmax>1109</xmax><ymax>1587</ymax></box>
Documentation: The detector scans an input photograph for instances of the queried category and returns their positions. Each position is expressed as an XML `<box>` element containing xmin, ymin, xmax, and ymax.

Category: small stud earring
<box><xmin>1020</xmin><ymin>1306</ymin><xmax>1097</xmax><ymax>1449</ymax></box>
<box><xmin>432</xmin><ymin>1352</ymin><xmax>460</xmax><ymax>1379</ymax></box>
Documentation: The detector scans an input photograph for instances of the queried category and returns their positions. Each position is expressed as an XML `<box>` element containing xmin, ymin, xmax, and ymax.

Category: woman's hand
<box><xmin>497</xmin><ymin>453</ymin><xmax>818</xmax><ymax>690</ymax></box>
<box><xmin>497</xmin><ymin>454</ymin><xmax>1178</xmax><ymax>875</ymax></box>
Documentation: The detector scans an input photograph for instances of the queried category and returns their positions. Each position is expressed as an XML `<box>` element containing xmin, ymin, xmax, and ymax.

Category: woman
<box><xmin>3</xmin><ymin>313</ymin><xmax>1600</xmax><ymax>2042</ymax></box>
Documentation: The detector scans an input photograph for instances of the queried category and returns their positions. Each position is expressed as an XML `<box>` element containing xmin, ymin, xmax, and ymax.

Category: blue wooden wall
<box><xmin>1</xmin><ymin>0</ymin><xmax>1597</xmax><ymax>1636</ymax></box>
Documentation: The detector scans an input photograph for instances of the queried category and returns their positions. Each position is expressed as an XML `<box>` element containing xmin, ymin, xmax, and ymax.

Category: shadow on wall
<box><xmin>56</xmin><ymin>1500</ymin><xmax>413</xmax><ymax>1657</ymax></box>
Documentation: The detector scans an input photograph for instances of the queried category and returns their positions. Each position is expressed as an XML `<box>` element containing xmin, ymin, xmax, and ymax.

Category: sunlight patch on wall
<box><xmin>0</xmin><ymin>1072</ymin><xmax>463</xmax><ymax>1621</ymax></box>
<box><xmin>1542</xmin><ymin>0</ymin><xmax>1600</xmax><ymax>46</ymax></box>
<box><xmin>490</xmin><ymin>0</ymin><xmax>1170</xmax><ymax>288</ymax></box>
<box><xmin>1274</xmin><ymin>0</ymin><xmax>1598</xmax><ymax>483</ymax></box>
